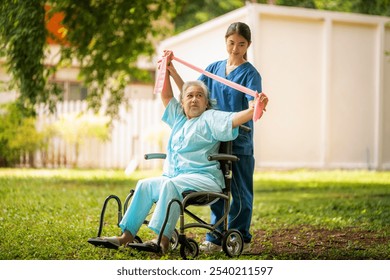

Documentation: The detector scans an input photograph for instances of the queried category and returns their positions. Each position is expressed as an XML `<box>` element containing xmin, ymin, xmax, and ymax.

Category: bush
<box><xmin>51</xmin><ymin>113</ymin><xmax>110</xmax><ymax>167</ymax></box>
<box><xmin>0</xmin><ymin>103</ymin><xmax>47</xmax><ymax>167</ymax></box>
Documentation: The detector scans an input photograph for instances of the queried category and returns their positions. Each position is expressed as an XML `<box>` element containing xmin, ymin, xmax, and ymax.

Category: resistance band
<box><xmin>154</xmin><ymin>51</ymin><xmax>268</xmax><ymax>122</ymax></box>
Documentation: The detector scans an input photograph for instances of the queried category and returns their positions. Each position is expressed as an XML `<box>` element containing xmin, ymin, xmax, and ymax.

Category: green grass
<box><xmin>0</xmin><ymin>168</ymin><xmax>389</xmax><ymax>260</ymax></box>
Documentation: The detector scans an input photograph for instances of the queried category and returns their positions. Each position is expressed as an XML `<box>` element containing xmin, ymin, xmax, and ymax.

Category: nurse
<box><xmin>90</xmin><ymin>54</ymin><xmax>258</xmax><ymax>254</ymax></box>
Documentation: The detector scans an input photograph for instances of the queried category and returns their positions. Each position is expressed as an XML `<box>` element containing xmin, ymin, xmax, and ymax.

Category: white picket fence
<box><xmin>32</xmin><ymin>99</ymin><xmax>168</xmax><ymax>170</ymax></box>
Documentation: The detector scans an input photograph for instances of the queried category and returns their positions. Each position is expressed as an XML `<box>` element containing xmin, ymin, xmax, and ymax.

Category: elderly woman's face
<box><xmin>181</xmin><ymin>85</ymin><xmax>208</xmax><ymax>119</ymax></box>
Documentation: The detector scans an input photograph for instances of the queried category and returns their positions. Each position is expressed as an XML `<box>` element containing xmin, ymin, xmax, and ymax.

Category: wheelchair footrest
<box><xmin>87</xmin><ymin>237</ymin><xmax>119</xmax><ymax>250</ymax></box>
<box><xmin>127</xmin><ymin>242</ymin><xmax>162</xmax><ymax>253</ymax></box>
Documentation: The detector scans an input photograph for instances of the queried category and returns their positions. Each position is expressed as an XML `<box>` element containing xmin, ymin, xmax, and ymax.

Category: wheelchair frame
<box><xmin>90</xmin><ymin>126</ymin><xmax>251</xmax><ymax>259</ymax></box>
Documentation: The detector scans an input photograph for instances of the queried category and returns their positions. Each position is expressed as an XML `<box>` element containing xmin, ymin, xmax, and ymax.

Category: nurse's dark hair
<box><xmin>225</xmin><ymin>22</ymin><xmax>251</xmax><ymax>60</ymax></box>
<box><xmin>180</xmin><ymin>80</ymin><xmax>214</xmax><ymax>110</ymax></box>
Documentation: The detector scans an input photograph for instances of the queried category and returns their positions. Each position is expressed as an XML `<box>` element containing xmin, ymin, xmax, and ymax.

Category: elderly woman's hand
<box><xmin>167</xmin><ymin>62</ymin><xmax>178</xmax><ymax>76</ymax></box>
<box><xmin>157</xmin><ymin>50</ymin><xmax>173</xmax><ymax>69</ymax></box>
<box><xmin>163</xmin><ymin>50</ymin><xmax>173</xmax><ymax>61</ymax></box>
<box><xmin>248</xmin><ymin>99</ymin><xmax>255</xmax><ymax>110</ymax></box>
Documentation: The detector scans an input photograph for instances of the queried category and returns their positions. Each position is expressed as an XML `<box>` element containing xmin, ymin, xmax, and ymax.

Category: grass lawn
<box><xmin>0</xmin><ymin>168</ymin><xmax>389</xmax><ymax>260</ymax></box>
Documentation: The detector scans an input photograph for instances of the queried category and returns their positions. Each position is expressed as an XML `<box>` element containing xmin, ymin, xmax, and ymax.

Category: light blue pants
<box><xmin>119</xmin><ymin>174</ymin><xmax>222</xmax><ymax>239</ymax></box>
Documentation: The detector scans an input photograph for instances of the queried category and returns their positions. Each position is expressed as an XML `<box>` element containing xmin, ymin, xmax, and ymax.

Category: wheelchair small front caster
<box><xmin>170</xmin><ymin>229</ymin><xmax>179</xmax><ymax>250</ymax></box>
<box><xmin>222</xmin><ymin>229</ymin><xmax>244</xmax><ymax>257</ymax></box>
<box><xmin>180</xmin><ymin>238</ymin><xmax>199</xmax><ymax>259</ymax></box>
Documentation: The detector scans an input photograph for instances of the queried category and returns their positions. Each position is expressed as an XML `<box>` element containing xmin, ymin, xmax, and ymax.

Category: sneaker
<box><xmin>242</xmin><ymin>242</ymin><xmax>252</xmax><ymax>254</ymax></box>
<box><xmin>199</xmin><ymin>241</ymin><xmax>222</xmax><ymax>253</ymax></box>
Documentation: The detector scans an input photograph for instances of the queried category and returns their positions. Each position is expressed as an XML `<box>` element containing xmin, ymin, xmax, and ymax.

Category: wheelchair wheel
<box><xmin>222</xmin><ymin>229</ymin><xmax>244</xmax><ymax>257</ymax></box>
<box><xmin>170</xmin><ymin>229</ymin><xmax>179</xmax><ymax>250</ymax></box>
<box><xmin>180</xmin><ymin>238</ymin><xmax>199</xmax><ymax>260</ymax></box>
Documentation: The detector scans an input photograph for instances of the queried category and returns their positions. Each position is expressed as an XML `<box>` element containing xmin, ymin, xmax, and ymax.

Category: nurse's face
<box><xmin>181</xmin><ymin>85</ymin><xmax>208</xmax><ymax>119</ymax></box>
<box><xmin>226</xmin><ymin>33</ymin><xmax>250</xmax><ymax>59</ymax></box>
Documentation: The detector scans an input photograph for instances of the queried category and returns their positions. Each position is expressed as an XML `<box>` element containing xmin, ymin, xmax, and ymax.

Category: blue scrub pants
<box><xmin>119</xmin><ymin>174</ymin><xmax>222</xmax><ymax>239</ymax></box>
<box><xmin>206</xmin><ymin>155</ymin><xmax>255</xmax><ymax>244</ymax></box>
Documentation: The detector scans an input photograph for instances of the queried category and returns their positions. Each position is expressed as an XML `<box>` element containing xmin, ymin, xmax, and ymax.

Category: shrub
<box><xmin>0</xmin><ymin>103</ymin><xmax>47</xmax><ymax>167</ymax></box>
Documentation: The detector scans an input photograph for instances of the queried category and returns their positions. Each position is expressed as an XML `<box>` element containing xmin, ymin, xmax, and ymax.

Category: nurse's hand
<box><xmin>258</xmin><ymin>92</ymin><xmax>268</xmax><ymax>111</ymax></box>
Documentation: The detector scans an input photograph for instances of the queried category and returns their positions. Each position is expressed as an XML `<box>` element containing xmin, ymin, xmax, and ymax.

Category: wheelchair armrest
<box><xmin>182</xmin><ymin>190</ymin><xmax>228</xmax><ymax>206</ymax></box>
<box><xmin>144</xmin><ymin>153</ymin><xmax>166</xmax><ymax>160</ymax></box>
<box><xmin>208</xmin><ymin>153</ymin><xmax>239</xmax><ymax>162</ymax></box>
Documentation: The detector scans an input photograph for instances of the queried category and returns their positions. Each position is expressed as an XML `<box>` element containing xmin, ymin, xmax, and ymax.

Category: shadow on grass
<box><xmin>248</xmin><ymin>226</ymin><xmax>390</xmax><ymax>260</ymax></box>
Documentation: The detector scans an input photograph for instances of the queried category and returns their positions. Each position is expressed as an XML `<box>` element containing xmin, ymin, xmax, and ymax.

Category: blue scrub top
<box><xmin>199</xmin><ymin>60</ymin><xmax>262</xmax><ymax>155</ymax></box>
<box><xmin>162</xmin><ymin>98</ymin><xmax>239</xmax><ymax>188</ymax></box>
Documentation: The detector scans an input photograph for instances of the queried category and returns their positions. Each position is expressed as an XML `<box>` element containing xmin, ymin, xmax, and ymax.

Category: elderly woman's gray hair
<box><xmin>180</xmin><ymin>80</ymin><xmax>215</xmax><ymax>110</ymax></box>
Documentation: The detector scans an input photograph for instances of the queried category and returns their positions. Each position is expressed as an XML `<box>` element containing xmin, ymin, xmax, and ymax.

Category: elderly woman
<box><xmin>91</xmin><ymin>59</ymin><xmax>258</xmax><ymax>254</ymax></box>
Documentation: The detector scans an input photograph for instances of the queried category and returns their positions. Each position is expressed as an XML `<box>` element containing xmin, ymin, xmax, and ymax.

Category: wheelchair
<box><xmin>88</xmin><ymin>126</ymin><xmax>249</xmax><ymax>259</ymax></box>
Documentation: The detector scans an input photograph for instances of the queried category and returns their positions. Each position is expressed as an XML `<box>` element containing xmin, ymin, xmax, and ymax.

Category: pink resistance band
<box><xmin>154</xmin><ymin>52</ymin><xmax>267</xmax><ymax>122</ymax></box>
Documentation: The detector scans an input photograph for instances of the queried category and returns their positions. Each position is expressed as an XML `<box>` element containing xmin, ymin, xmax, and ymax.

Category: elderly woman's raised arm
<box><xmin>161</xmin><ymin>63</ymin><xmax>174</xmax><ymax>108</ymax></box>
<box><xmin>232</xmin><ymin>99</ymin><xmax>255</xmax><ymax>128</ymax></box>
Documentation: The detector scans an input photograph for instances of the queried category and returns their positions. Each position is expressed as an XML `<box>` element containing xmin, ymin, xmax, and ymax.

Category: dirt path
<box><xmin>248</xmin><ymin>226</ymin><xmax>389</xmax><ymax>259</ymax></box>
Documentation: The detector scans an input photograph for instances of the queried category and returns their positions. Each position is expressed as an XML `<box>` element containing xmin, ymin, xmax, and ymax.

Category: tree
<box><xmin>351</xmin><ymin>0</ymin><xmax>390</xmax><ymax>16</ymax></box>
<box><xmin>0</xmin><ymin>1</ymin><xmax>60</xmax><ymax>117</ymax></box>
<box><xmin>273</xmin><ymin>0</ymin><xmax>390</xmax><ymax>16</ymax></box>
<box><xmin>51</xmin><ymin>0</ymin><xmax>185</xmax><ymax>118</ymax></box>
<box><xmin>0</xmin><ymin>0</ymin><xmax>185</xmax><ymax>118</ymax></box>
<box><xmin>173</xmin><ymin>0</ymin><xmax>245</xmax><ymax>34</ymax></box>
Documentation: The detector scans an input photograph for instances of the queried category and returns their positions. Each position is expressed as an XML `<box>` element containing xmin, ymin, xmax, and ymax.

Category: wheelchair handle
<box><xmin>144</xmin><ymin>153</ymin><xmax>167</xmax><ymax>160</ymax></box>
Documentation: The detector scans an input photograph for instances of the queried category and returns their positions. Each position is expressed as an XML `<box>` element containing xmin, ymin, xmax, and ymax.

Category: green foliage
<box><xmin>0</xmin><ymin>0</ymin><xmax>61</xmax><ymax>116</ymax></box>
<box><xmin>351</xmin><ymin>0</ymin><xmax>390</xmax><ymax>16</ymax></box>
<box><xmin>0</xmin><ymin>0</ymin><xmax>185</xmax><ymax>119</ymax></box>
<box><xmin>0</xmin><ymin>103</ymin><xmax>48</xmax><ymax>167</ymax></box>
<box><xmin>276</xmin><ymin>0</ymin><xmax>316</xmax><ymax>9</ymax></box>
<box><xmin>52</xmin><ymin>113</ymin><xmax>110</xmax><ymax>145</ymax></box>
<box><xmin>0</xmin><ymin>102</ymin><xmax>111</xmax><ymax>168</ymax></box>
<box><xmin>0</xmin><ymin>169</ymin><xmax>389</xmax><ymax>260</ymax></box>
<box><xmin>174</xmin><ymin>0</ymin><xmax>390</xmax><ymax>34</ymax></box>
<box><xmin>51</xmin><ymin>113</ymin><xmax>110</xmax><ymax>167</ymax></box>
<box><xmin>313</xmin><ymin>0</ymin><xmax>354</xmax><ymax>11</ymax></box>
<box><xmin>279</xmin><ymin>0</ymin><xmax>390</xmax><ymax>16</ymax></box>
<box><xmin>174</xmin><ymin>0</ymin><xmax>245</xmax><ymax>33</ymax></box>
<box><xmin>49</xmin><ymin>0</ymin><xmax>185</xmax><ymax>118</ymax></box>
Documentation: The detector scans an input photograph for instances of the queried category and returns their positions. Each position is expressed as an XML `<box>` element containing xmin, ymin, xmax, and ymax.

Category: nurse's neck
<box><xmin>227</xmin><ymin>57</ymin><xmax>246</xmax><ymax>67</ymax></box>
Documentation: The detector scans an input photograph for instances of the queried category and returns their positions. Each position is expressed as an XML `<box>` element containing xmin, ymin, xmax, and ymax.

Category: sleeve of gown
<box><xmin>203</xmin><ymin>110</ymin><xmax>239</xmax><ymax>142</ymax></box>
<box><xmin>161</xmin><ymin>98</ymin><xmax>182</xmax><ymax>128</ymax></box>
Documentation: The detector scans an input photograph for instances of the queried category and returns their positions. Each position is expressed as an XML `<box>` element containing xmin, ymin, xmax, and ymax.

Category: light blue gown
<box><xmin>119</xmin><ymin>98</ymin><xmax>239</xmax><ymax>238</ymax></box>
